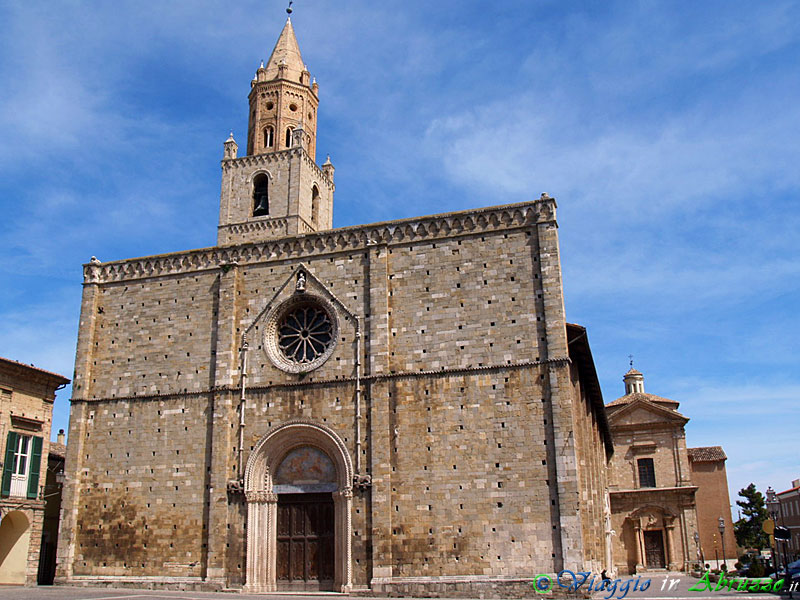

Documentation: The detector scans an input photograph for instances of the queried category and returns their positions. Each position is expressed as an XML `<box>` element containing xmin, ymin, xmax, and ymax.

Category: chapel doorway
<box><xmin>643</xmin><ymin>530</ymin><xmax>666</xmax><ymax>568</ymax></box>
<box><xmin>277</xmin><ymin>493</ymin><xmax>335</xmax><ymax>590</ymax></box>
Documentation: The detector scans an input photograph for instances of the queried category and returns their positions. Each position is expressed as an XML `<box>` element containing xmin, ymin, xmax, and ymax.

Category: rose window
<box><xmin>278</xmin><ymin>304</ymin><xmax>334</xmax><ymax>364</ymax></box>
<box><xmin>264</xmin><ymin>294</ymin><xmax>339</xmax><ymax>373</ymax></box>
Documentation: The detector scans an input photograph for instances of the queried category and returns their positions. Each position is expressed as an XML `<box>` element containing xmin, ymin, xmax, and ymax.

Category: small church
<box><xmin>56</xmin><ymin>16</ymin><xmax>614</xmax><ymax>595</ymax></box>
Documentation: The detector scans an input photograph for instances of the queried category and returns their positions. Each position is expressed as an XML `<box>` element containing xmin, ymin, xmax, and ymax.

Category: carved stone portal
<box><xmin>243</xmin><ymin>420</ymin><xmax>353</xmax><ymax>593</ymax></box>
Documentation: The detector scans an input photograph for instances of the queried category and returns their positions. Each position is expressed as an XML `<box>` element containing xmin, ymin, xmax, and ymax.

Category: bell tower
<box><xmin>247</xmin><ymin>17</ymin><xmax>319</xmax><ymax>159</ymax></box>
<box><xmin>217</xmin><ymin>15</ymin><xmax>335</xmax><ymax>247</ymax></box>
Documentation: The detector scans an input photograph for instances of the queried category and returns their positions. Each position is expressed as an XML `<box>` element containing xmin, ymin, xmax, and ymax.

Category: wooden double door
<box><xmin>644</xmin><ymin>530</ymin><xmax>666</xmax><ymax>568</ymax></box>
<box><xmin>276</xmin><ymin>493</ymin><xmax>335</xmax><ymax>590</ymax></box>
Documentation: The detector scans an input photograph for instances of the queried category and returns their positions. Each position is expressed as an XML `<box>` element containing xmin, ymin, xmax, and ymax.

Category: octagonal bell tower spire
<box><xmin>218</xmin><ymin>14</ymin><xmax>334</xmax><ymax>247</ymax></box>
<box><xmin>247</xmin><ymin>16</ymin><xmax>319</xmax><ymax>159</ymax></box>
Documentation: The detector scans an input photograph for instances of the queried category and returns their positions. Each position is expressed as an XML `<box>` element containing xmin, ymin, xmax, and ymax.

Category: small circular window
<box><xmin>289</xmin><ymin>103</ymin><xmax>298</xmax><ymax>112</ymax></box>
<box><xmin>264</xmin><ymin>294</ymin><xmax>338</xmax><ymax>373</ymax></box>
<box><xmin>266</xmin><ymin>101</ymin><xmax>274</xmax><ymax>110</ymax></box>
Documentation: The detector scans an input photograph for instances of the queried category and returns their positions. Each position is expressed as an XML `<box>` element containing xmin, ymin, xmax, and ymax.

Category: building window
<box><xmin>311</xmin><ymin>185</ymin><xmax>319</xmax><ymax>224</ymax></box>
<box><xmin>253</xmin><ymin>173</ymin><xmax>269</xmax><ymax>216</ymax></box>
<box><xmin>285</xmin><ymin>127</ymin><xmax>294</xmax><ymax>148</ymax></box>
<box><xmin>2</xmin><ymin>431</ymin><xmax>42</xmax><ymax>499</ymax></box>
<box><xmin>264</xmin><ymin>293</ymin><xmax>339</xmax><ymax>374</ymax></box>
<box><xmin>263</xmin><ymin>126</ymin><xmax>274</xmax><ymax>148</ymax></box>
<box><xmin>278</xmin><ymin>302</ymin><xmax>334</xmax><ymax>364</ymax></box>
<box><xmin>638</xmin><ymin>458</ymin><xmax>656</xmax><ymax>488</ymax></box>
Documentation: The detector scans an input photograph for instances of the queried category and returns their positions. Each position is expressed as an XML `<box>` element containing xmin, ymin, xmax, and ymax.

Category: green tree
<box><xmin>733</xmin><ymin>483</ymin><xmax>770</xmax><ymax>550</ymax></box>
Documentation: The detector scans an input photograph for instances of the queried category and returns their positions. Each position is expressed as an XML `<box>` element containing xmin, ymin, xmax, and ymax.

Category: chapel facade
<box><xmin>606</xmin><ymin>368</ymin><xmax>698</xmax><ymax>574</ymax></box>
<box><xmin>56</xmin><ymin>18</ymin><xmax>613</xmax><ymax>596</ymax></box>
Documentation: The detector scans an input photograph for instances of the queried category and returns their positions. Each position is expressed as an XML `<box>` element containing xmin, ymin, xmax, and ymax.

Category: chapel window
<box><xmin>637</xmin><ymin>458</ymin><xmax>656</xmax><ymax>488</ymax></box>
<box><xmin>263</xmin><ymin>126</ymin><xmax>274</xmax><ymax>148</ymax></box>
<box><xmin>285</xmin><ymin>127</ymin><xmax>294</xmax><ymax>148</ymax></box>
<box><xmin>253</xmin><ymin>174</ymin><xmax>269</xmax><ymax>217</ymax></box>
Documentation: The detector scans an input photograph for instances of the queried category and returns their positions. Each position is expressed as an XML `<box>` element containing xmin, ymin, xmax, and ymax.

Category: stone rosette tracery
<box><xmin>263</xmin><ymin>293</ymin><xmax>338</xmax><ymax>374</ymax></box>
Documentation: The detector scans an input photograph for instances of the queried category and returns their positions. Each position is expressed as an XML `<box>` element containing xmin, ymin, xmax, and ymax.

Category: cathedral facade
<box><xmin>56</xmin><ymin>19</ymin><xmax>613</xmax><ymax>595</ymax></box>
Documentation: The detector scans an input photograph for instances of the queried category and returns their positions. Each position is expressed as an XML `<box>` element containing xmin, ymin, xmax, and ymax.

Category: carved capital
<box><xmin>245</xmin><ymin>491</ymin><xmax>278</xmax><ymax>504</ymax></box>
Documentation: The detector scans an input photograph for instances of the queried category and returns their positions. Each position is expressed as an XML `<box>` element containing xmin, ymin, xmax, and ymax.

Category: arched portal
<box><xmin>0</xmin><ymin>510</ymin><xmax>31</xmax><ymax>584</ymax></box>
<box><xmin>243</xmin><ymin>420</ymin><xmax>353</xmax><ymax>593</ymax></box>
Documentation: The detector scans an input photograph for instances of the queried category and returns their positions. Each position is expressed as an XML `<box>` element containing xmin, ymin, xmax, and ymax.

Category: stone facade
<box><xmin>56</xmin><ymin>18</ymin><xmax>613</xmax><ymax>595</ymax></box>
<box><xmin>687</xmin><ymin>446</ymin><xmax>736</xmax><ymax>569</ymax></box>
<box><xmin>0</xmin><ymin>357</ymin><xmax>69</xmax><ymax>585</ymax></box>
<box><xmin>606</xmin><ymin>368</ymin><xmax>702</xmax><ymax>575</ymax></box>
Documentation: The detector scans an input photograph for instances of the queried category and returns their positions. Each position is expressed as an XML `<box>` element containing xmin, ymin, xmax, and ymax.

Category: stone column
<box><xmin>633</xmin><ymin>521</ymin><xmax>644</xmax><ymax>572</ymax></box>
<box><xmin>333</xmin><ymin>488</ymin><xmax>353</xmax><ymax>592</ymax></box>
<box><xmin>244</xmin><ymin>491</ymin><xmax>278</xmax><ymax>593</ymax></box>
<box><xmin>665</xmin><ymin>521</ymin><xmax>678</xmax><ymax>570</ymax></box>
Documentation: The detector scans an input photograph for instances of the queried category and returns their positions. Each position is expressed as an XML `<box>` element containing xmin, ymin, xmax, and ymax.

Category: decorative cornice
<box><xmin>220</xmin><ymin>217</ymin><xmax>289</xmax><ymax>237</ymax></box>
<box><xmin>69</xmin><ymin>356</ymin><xmax>570</xmax><ymax>405</ymax></box>
<box><xmin>610</xmin><ymin>486</ymin><xmax>698</xmax><ymax>495</ymax></box>
<box><xmin>83</xmin><ymin>199</ymin><xmax>556</xmax><ymax>284</ymax></box>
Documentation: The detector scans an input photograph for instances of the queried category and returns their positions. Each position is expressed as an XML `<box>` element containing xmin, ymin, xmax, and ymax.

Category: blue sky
<box><xmin>1</xmin><ymin>0</ymin><xmax>798</xmax><ymax>508</ymax></box>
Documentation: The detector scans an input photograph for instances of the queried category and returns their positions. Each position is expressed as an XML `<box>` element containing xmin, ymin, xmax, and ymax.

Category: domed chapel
<box><xmin>56</xmin><ymin>16</ymin><xmax>614</xmax><ymax>595</ymax></box>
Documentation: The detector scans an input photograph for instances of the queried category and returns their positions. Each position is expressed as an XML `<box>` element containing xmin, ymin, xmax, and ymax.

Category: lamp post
<box><xmin>718</xmin><ymin>516</ymin><xmax>727</xmax><ymax>572</ymax></box>
<box><xmin>694</xmin><ymin>531</ymin><xmax>703</xmax><ymax>571</ymax></box>
<box><xmin>767</xmin><ymin>486</ymin><xmax>786</xmax><ymax>578</ymax></box>
<box><xmin>766</xmin><ymin>487</ymin><xmax>781</xmax><ymax>576</ymax></box>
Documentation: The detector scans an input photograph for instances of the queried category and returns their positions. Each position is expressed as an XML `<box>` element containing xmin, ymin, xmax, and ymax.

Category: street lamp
<box><xmin>694</xmin><ymin>531</ymin><xmax>704</xmax><ymax>571</ymax></box>
<box><xmin>718</xmin><ymin>516</ymin><xmax>727</xmax><ymax>572</ymax></box>
<box><xmin>766</xmin><ymin>487</ymin><xmax>781</xmax><ymax>575</ymax></box>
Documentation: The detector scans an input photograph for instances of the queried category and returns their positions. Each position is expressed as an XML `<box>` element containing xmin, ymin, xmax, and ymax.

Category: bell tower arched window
<box><xmin>263</xmin><ymin>126</ymin><xmax>274</xmax><ymax>149</ymax></box>
<box><xmin>285</xmin><ymin>127</ymin><xmax>294</xmax><ymax>149</ymax></box>
<box><xmin>253</xmin><ymin>173</ymin><xmax>269</xmax><ymax>217</ymax></box>
<box><xmin>311</xmin><ymin>185</ymin><xmax>320</xmax><ymax>225</ymax></box>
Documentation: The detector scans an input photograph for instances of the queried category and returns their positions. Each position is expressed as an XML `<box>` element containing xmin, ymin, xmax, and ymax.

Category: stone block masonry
<box><xmin>57</xmin><ymin>198</ymin><xmax>612</xmax><ymax>595</ymax></box>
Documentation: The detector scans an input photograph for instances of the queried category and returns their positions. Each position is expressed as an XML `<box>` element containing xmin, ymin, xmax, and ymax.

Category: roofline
<box><xmin>0</xmin><ymin>357</ymin><xmax>70</xmax><ymax>386</ymax></box>
<box><xmin>83</xmin><ymin>198</ymin><xmax>555</xmax><ymax>269</ymax></box>
<box><xmin>565</xmin><ymin>323</ymin><xmax>614</xmax><ymax>457</ymax></box>
<box><xmin>777</xmin><ymin>486</ymin><xmax>800</xmax><ymax>496</ymax></box>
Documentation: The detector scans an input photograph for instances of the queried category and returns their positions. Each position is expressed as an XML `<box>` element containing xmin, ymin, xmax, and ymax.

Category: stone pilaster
<box><xmin>55</xmin><ymin>276</ymin><xmax>100</xmax><ymax>583</ymax></box>
<box><xmin>534</xmin><ymin>197</ymin><xmax>583</xmax><ymax>570</ymax></box>
<box><xmin>366</xmin><ymin>243</ymin><xmax>390</xmax><ymax>375</ymax></box>
<box><xmin>204</xmin><ymin>263</ymin><xmax>242</xmax><ymax>583</ymax></box>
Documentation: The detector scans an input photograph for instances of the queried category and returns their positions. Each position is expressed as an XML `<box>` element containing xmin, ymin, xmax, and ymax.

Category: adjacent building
<box><xmin>687</xmin><ymin>446</ymin><xmax>736</xmax><ymax>570</ymax></box>
<box><xmin>55</xmin><ymin>17</ymin><xmax>614</xmax><ymax>595</ymax></box>
<box><xmin>606</xmin><ymin>367</ymin><xmax>698</xmax><ymax>574</ymax></box>
<box><xmin>0</xmin><ymin>357</ymin><xmax>69</xmax><ymax>585</ymax></box>
<box><xmin>605</xmin><ymin>367</ymin><xmax>736</xmax><ymax>574</ymax></box>
<box><xmin>775</xmin><ymin>479</ymin><xmax>800</xmax><ymax>563</ymax></box>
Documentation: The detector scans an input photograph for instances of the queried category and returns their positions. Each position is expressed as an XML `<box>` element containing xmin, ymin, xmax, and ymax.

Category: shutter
<box><xmin>27</xmin><ymin>436</ymin><xmax>42</xmax><ymax>499</ymax></box>
<box><xmin>1</xmin><ymin>431</ymin><xmax>17</xmax><ymax>497</ymax></box>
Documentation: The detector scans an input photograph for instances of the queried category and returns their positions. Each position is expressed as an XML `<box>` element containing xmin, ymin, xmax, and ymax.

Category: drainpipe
<box><xmin>238</xmin><ymin>333</ymin><xmax>248</xmax><ymax>479</ymax></box>
<box><xmin>354</xmin><ymin>318</ymin><xmax>362</xmax><ymax>474</ymax></box>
